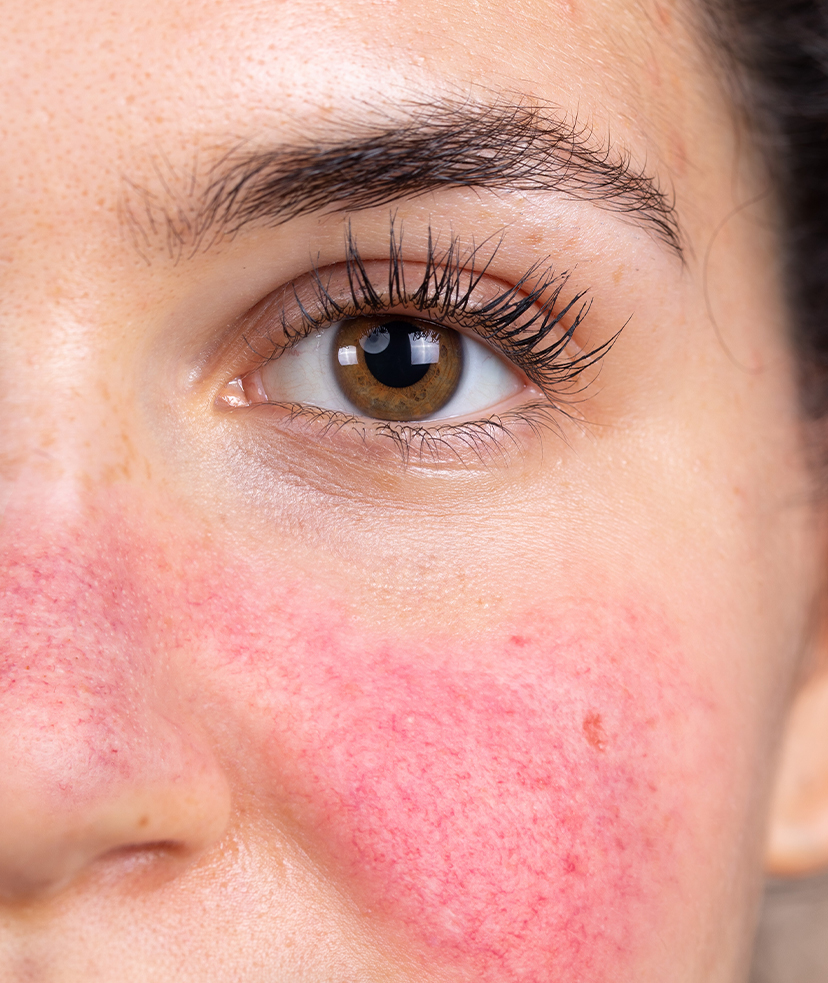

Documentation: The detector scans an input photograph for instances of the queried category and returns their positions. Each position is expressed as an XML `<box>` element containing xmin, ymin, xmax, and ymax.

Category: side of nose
<box><xmin>0</xmin><ymin>499</ymin><xmax>231</xmax><ymax>900</ymax></box>
<box><xmin>0</xmin><ymin>722</ymin><xmax>231</xmax><ymax>899</ymax></box>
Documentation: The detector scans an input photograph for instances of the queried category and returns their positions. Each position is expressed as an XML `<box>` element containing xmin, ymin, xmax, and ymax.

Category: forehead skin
<box><xmin>0</xmin><ymin>0</ymin><xmax>710</xmax><ymax>242</ymax></box>
<box><xmin>0</xmin><ymin>2</ymin><xmax>820</xmax><ymax>983</ymax></box>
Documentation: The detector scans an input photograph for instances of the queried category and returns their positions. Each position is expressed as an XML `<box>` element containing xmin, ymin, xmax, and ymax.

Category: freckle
<box><xmin>137</xmin><ymin>815</ymin><xmax>149</xmax><ymax>828</ymax></box>
<box><xmin>583</xmin><ymin>711</ymin><xmax>607</xmax><ymax>751</ymax></box>
<box><xmin>39</xmin><ymin>428</ymin><xmax>56</xmax><ymax>450</ymax></box>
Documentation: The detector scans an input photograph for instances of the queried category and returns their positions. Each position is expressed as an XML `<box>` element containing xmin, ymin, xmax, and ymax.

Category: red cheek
<box><xmin>0</xmin><ymin>502</ymin><xmax>715</xmax><ymax>982</ymax></box>
<box><xmin>212</xmin><ymin>591</ymin><xmax>712</xmax><ymax>982</ymax></box>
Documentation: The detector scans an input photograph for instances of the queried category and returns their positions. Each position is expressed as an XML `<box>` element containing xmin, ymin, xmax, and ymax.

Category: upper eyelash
<box><xmin>256</xmin><ymin>217</ymin><xmax>618</xmax><ymax>400</ymax></box>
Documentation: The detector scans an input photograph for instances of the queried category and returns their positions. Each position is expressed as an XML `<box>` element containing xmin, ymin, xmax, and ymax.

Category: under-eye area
<box><xmin>215</xmin><ymin>221</ymin><xmax>620</xmax><ymax>465</ymax></box>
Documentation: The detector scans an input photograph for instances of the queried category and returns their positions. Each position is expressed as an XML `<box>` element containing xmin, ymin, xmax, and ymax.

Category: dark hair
<box><xmin>705</xmin><ymin>1</ymin><xmax>828</xmax><ymax>415</ymax></box>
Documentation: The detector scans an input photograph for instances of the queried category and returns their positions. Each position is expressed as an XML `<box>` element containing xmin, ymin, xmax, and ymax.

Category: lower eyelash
<box><xmin>246</xmin><ymin>399</ymin><xmax>576</xmax><ymax>467</ymax></box>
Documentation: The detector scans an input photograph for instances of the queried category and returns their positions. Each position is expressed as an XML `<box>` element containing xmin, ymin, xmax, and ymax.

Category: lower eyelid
<box><xmin>235</xmin><ymin>397</ymin><xmax>561</xmax><ymax>470</ymax></box>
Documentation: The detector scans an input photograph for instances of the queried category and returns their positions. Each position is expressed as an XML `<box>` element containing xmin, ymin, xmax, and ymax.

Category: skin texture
<box><xmin>0</xmin><ymin>0</ymin><xmax>825</xmax><ymax>981</ymax></box>
<box><xmin>0</xmin><ymin>495</ymin><xmax>722</xmax><ymax>982</ymax></box>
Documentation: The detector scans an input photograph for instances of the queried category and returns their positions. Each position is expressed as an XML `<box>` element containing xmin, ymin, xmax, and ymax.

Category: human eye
<box><xmin>215</xmin><ymin>222</ymin><xmax>614</xmax><ymax>465</ymax></box>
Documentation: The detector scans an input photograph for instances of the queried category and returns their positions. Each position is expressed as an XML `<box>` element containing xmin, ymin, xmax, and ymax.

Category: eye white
<box><xmin>258</xmin><ymin>323</ymin><xmax>525</xmax><ymax>420</ymax></box>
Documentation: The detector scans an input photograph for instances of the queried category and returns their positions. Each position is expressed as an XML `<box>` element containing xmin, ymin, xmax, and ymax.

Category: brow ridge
<box><xmin>123</xmin><ymin>99</ymin><xmax>683</xmax><ymax>260</ymax></box>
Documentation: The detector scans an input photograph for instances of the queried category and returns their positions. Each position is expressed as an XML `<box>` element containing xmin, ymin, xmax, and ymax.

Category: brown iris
<box><xmin>332</xmin><ymin>316</ymin><xmax>463</xmax><ymax>421</ymax></box>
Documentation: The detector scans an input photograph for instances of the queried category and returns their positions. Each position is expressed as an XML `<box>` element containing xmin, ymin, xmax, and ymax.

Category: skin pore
<box><xmin>0</xmin><ymin>0</ymin><xmax>826</xmax><ymax>981</ymax></box>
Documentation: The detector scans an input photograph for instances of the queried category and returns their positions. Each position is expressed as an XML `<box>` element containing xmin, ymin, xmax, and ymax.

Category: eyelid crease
<box><xmin>240</xmin><ymin>217</ymin><xmax>619</xmax><ymax>401</ymax></box>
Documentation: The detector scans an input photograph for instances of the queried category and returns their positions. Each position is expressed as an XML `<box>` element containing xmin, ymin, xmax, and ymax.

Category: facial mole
<box><xmin>583</xmin><ymin>711</ymin><xmax>607</xmax><ymax>751</ymax></box>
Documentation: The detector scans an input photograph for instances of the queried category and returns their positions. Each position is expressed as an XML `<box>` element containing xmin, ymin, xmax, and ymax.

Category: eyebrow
<box><xmin>123</xmin><ymin>100</ymin><xmax>683</xmax><ymax>260</ymax></box>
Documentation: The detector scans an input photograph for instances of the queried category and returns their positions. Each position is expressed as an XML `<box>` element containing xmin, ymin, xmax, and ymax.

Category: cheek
<box><xmin>0</xmin><ymin>502</ymin><xmax>720</xmax><ymax>983</ymax></box>
<box><xmin>206</xmin><ymin>586</ymin><xmax>717</xmax><ymax>982</ymax></box>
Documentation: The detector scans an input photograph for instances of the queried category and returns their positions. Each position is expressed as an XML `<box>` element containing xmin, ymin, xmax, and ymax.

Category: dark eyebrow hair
<box><xmin>123</xmin><ymin>100</ymin><xmax>683</xmax><ymax>260</ymax></box>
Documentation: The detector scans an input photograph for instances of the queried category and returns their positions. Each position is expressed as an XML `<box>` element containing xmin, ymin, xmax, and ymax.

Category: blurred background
<box><xmin>751</xmin><ymin>871</ymin><xmax>828</xmax><ymax>982</ymax></box>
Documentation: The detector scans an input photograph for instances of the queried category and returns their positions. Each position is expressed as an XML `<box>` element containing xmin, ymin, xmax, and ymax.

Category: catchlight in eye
<box><xmin>332</xmin><ymin>317</ymin><xmax>463</xmax><ymax>421</ymax></box>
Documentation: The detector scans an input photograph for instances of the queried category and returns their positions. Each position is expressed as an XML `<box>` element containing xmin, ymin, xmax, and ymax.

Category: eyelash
<box><xmin>233</xmin><ymin>219</ymin><xmax>617</xmax><ymax>463</ymax></box>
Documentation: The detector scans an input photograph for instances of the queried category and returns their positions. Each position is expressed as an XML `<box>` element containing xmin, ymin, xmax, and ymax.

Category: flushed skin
<box><xmin>0</xmin><ymin>501</ymin><xmax>714</xmax><ymax>981</ymax></box>
<box><xmin>0</xmin><ymin>0</ymin><xmax>824</xmax><ymax>981</ymax></box>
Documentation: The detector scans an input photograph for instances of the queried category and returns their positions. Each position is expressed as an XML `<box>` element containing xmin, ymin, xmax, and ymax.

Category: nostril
<box><xmin>87</xmin><ymin>839</ymin><xmax>203</xmax><ymax>894</ymax></box>
<box><xmin>0</xmin><ymin>779</ymin><xmax>231</xmax><ymax>902</ymax></box>
<box><xmin>0</xmin><ymin>729</ymin><xmax>232</xmax><ymax>903</ymax></box>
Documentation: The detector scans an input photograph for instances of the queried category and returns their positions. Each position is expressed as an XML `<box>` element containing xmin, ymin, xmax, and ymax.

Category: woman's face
<box><xmin>0</xmin><ymin>1</ymin><xmax>822</xmax><ymax>980</ymax></box>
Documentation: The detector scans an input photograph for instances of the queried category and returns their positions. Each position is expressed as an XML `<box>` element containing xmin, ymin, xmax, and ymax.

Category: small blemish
<box><xmin>509</xmin><ymin>635</ymin><xmax>528</xmax><ymax>647</ymax></box>
<box><xmin>137</xmin><ymin>815</ymin><xmax>149</xmax><ymax>828</ymax></box>
<box><xmin>582</xmin><ymin>712</ymin><xmax>607</xmax><ymax>751</ymax></box>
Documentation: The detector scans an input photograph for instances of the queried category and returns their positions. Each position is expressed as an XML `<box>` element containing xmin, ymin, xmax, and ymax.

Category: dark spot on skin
<box><xmin>138</xmin><ymin>815</ymin><xmax>149</xmax><ymax>828</ymax></box>
<box><xmin>583</xmin><ymin>712</ymin><xmax>607</xmax><ymax>751</ymax></box>
<box><xmin>510</xmin><ymin>635</ymin><xmax>528</xmax><ymax>647</ymax></box>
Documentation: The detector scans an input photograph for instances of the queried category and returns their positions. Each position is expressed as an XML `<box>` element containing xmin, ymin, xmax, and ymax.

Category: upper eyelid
<box><xmin>240</xmin><ymin>260</ymin><xmax>567</xmax><ymax>376</ymax></box>
<box><xmin>235</xmin><ymin>222</ymin><xmax>608</xmax><ymax>397</ymax></box>
<box><xmin>209</xmin><ymin>224</ymin><xmax>624</xmax><ymax>467</ymax></box>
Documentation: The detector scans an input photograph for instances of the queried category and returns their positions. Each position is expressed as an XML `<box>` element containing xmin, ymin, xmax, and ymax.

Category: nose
<box><xmin>0</xmin><ymin>494</ymin><xmax>231</xmax><ymax>901</ymax></box>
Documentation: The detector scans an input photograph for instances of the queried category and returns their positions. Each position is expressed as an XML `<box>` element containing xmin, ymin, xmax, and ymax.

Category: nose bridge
<box><xmin>0</xmin><ymin>264</ymin><xmax>146</xmax><ymax>493</ymax></box>
<box><xmin>0</xmin><ymin>489</ymin><xmax>153</xmax><ymax>682</ymax></box>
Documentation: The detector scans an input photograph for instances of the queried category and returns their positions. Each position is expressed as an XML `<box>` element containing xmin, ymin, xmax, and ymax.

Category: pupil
<box><xmin>362</xmin><ymin>321</ymin><xmax>434</xmax><ymax>389</ymax></box>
